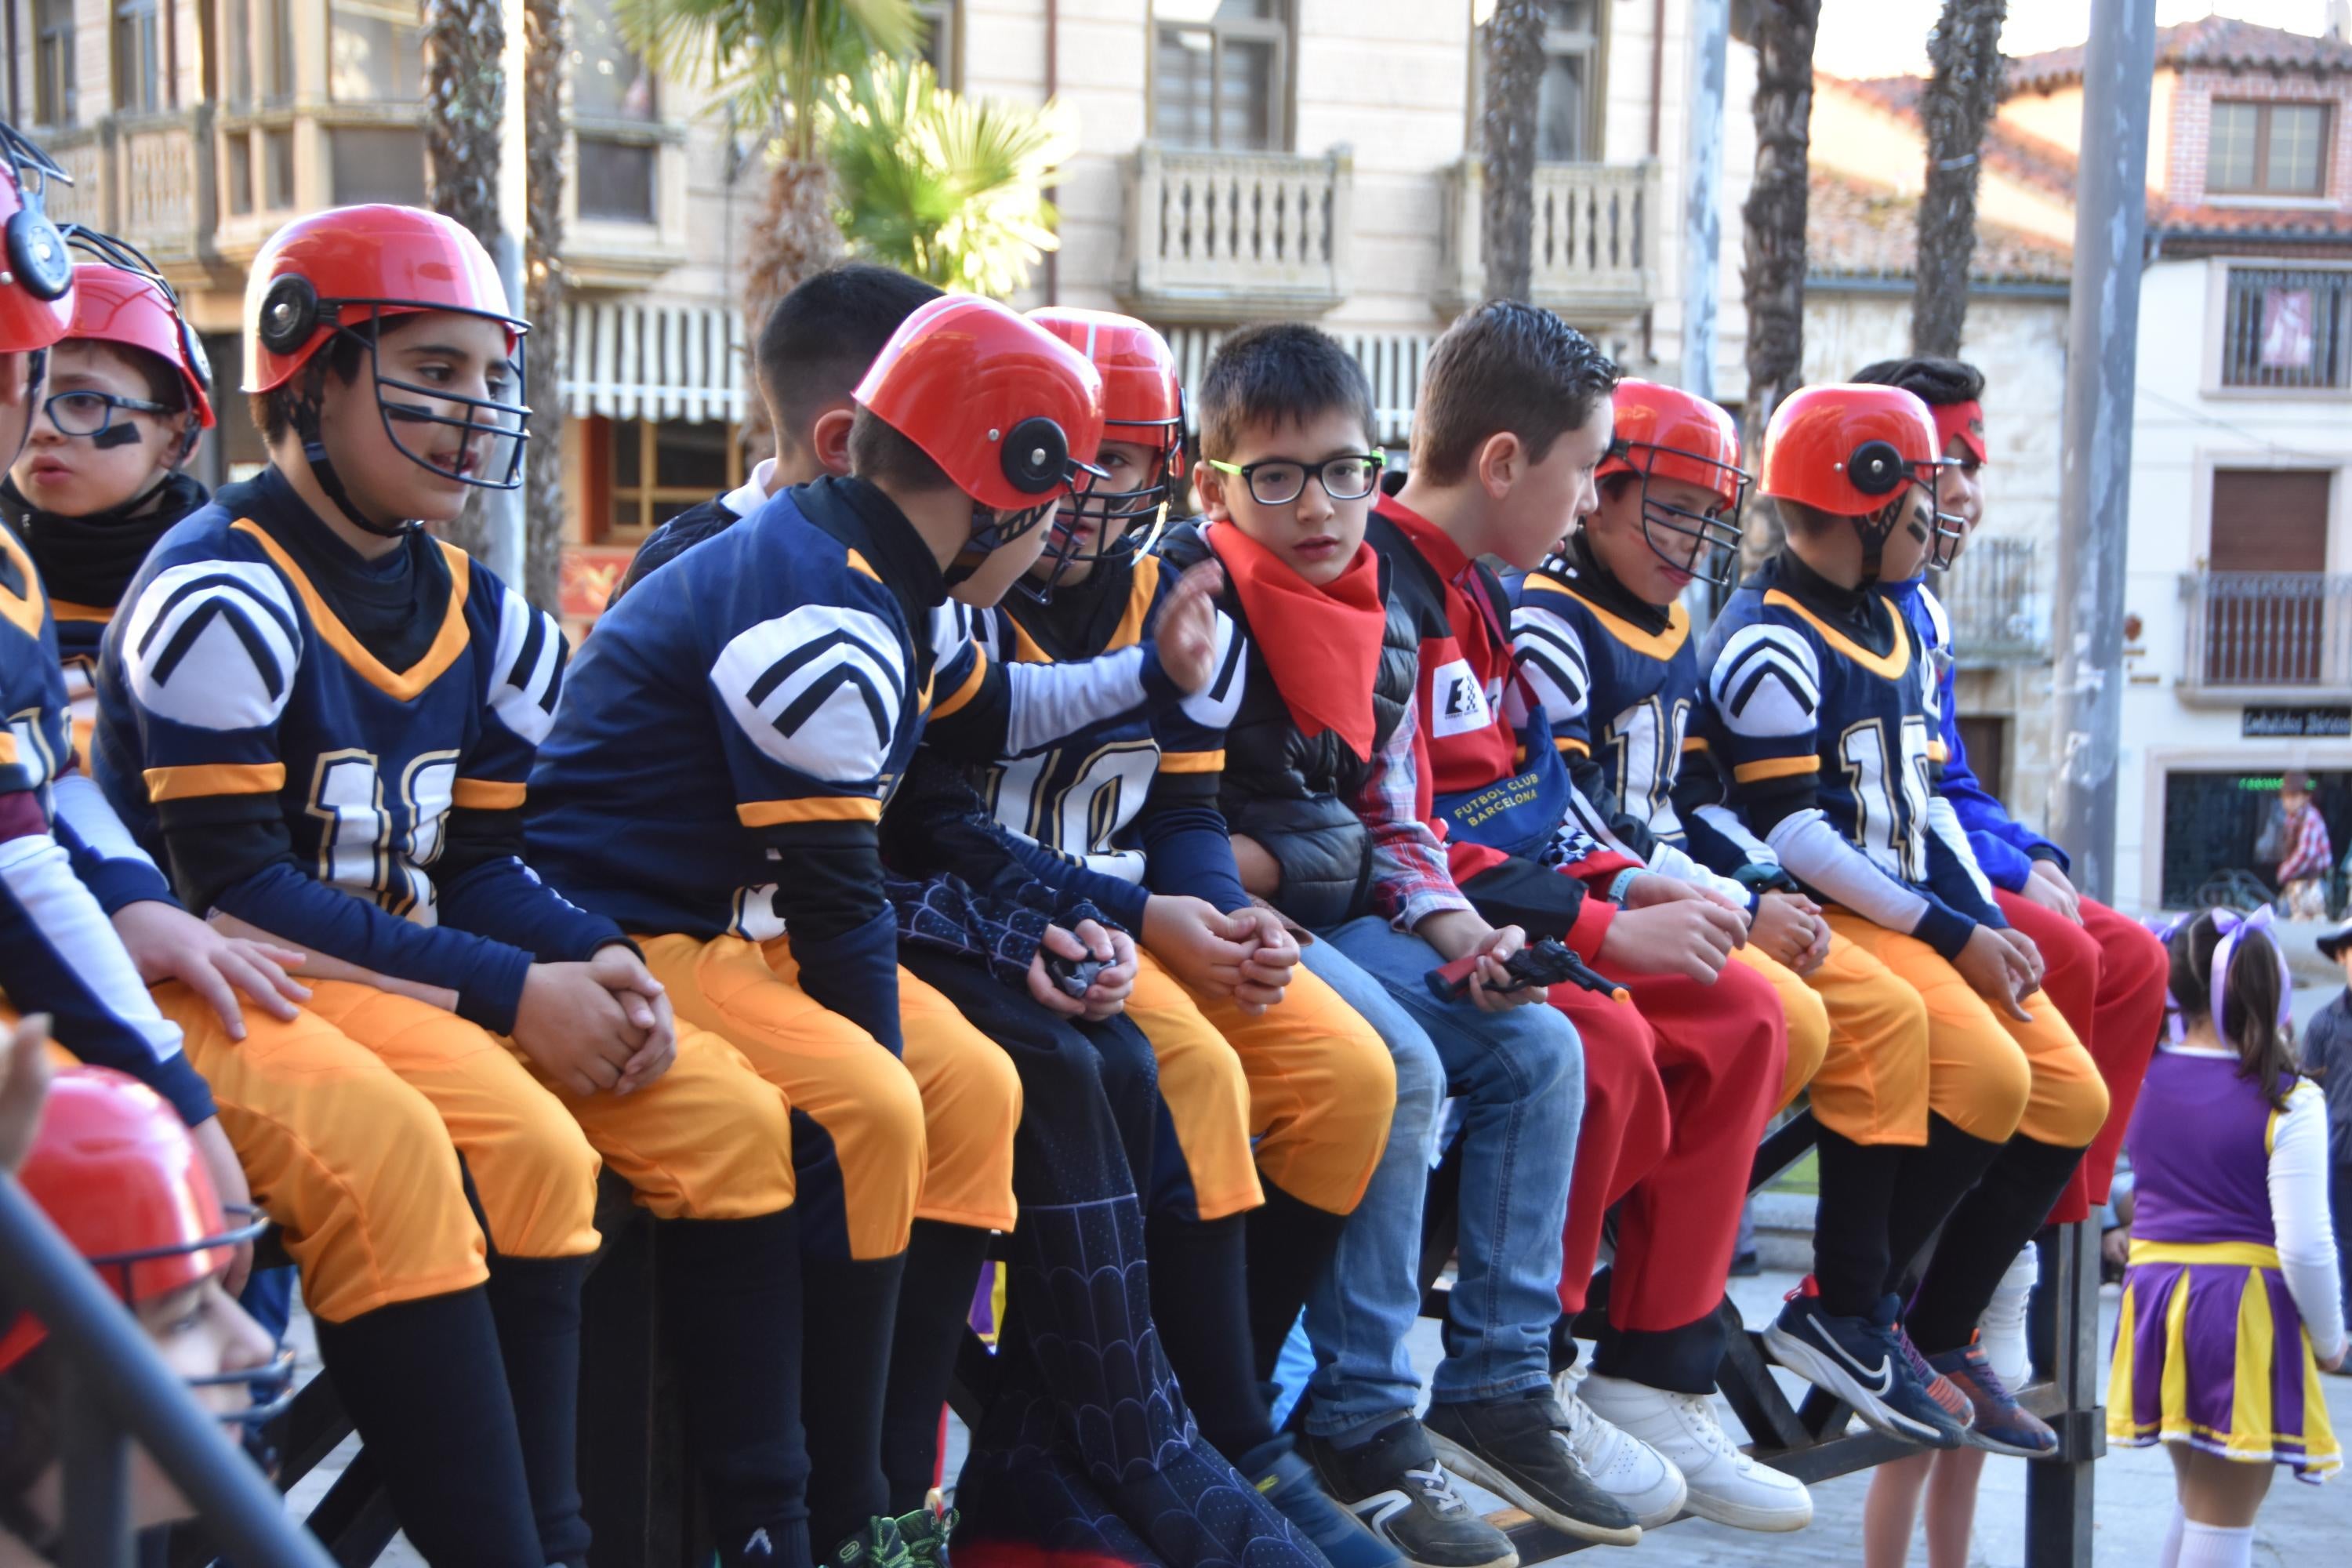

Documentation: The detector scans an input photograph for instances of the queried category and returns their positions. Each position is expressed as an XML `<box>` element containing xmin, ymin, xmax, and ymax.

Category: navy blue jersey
<box><xmin>0</xmin><ymin>523</ymin><xmax>71</xmax><ymax>811</ymax></box>
<box><xmin>1510</xmin><ymin>555</ymin><xmax>1702</xmax><ymax>847</ymax></box>
<box><xmin>968</xmin><ymin>553</ymin><xmax>1246</xmax><ymax>905</ymax></box>
<box><xmin>1698</xmin><ymin>552</ymin><xmax>2002</xmax><ymax>956</ymax></box>
<box><xmin>528</xmin><ymin>478</ymin><xmax>976</xmax><ymax>942</ymax></box>
<box><xmin>93</xmin><ymin>470</ymin><xmax>615</xmax><ymax>1032</ymax></box>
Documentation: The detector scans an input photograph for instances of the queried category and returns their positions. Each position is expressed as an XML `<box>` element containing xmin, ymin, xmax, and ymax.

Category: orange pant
<box><xmin>1121</xmin><ymin>949</ymin><xmax>1395</xmax><ymax>1219</ymax></box>
<box><xmin>1555</xmin><ymin>954</ymin><xmax>1788</xmax><ymax>1331</ymax></box>
<box><xmin>1995</xmin><ymin>890</ymin><xmax>2168</xmax><ymax>1221</ymax></box>
<box><xmin>1821</xmin><ymin>911</ymin><xmax>2109</xmax><ymax>1149</ymax></box>
<box><xmin>640</xmin><ymin>932</ymin><xmax>1021</xmax><ymax>1259</ymax></box>
<box><xmin>1730</xmin><ymin>944</ymin><xmax>1830</xmax><ymax>1111</ymax></box>
<box><xmin>157</xmin><ymin>979</ymin><xmax>794</xmax><ymax>1323</ymax></box>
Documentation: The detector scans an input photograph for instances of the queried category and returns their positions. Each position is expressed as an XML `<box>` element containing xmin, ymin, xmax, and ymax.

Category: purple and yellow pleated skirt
<box><xmin>2107</xmin><ymin>1240</ymin><xmax>2341</xmax><ymax>1481</ymax></box>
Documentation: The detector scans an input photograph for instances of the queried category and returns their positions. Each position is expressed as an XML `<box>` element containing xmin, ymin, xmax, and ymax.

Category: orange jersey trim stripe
<box><xmin>233</xmin><ymin>521</ymin><xmax>474</xmax><ymax>700</ymax></box>
<box><xmin>144</xmin><ymin>762</ymin><xmax>288</xmax><ymax>801</ymax></box>
<box><xmin>453</xmin><ymin>779</ymin><xmax>528</xmax><ymax>810</ymax></box>
<box><xmin>736</xmin><ymin>797</ymin><xmax>883</xmax><ymax>827</ymax></box>
<box><xmin>1157</xmin><ymin>750</ymin><xmax>1225</xmax><ymax>775</ymax></box>
<box><xmin>47</xmin><ymin>600</ymin><xmax>113</xmax><ymax>624</ymax></box>
<box><xmin>1732</xmin><ymin>754</ymin><xmax>1821</xmax><ymax>783</ymax></box>
<box><xmin>930</xmin><ymin>647</ymin><xmax>989</xmax><ymax>720</ymax></box>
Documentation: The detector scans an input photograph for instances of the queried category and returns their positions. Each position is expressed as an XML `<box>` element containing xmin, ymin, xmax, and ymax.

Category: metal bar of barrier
<box><xmin>2026</xmin><ymin>1218</ymin><xmax>2104</xmax><ymax>1566</ymax></box>
<box><xmin>0</xmin><ymin>1177</ymin><xmax>332</xmax><ymax>1568</ymax></box>
<box><xmin>60</xmin><ymin>1367</ymin><xmax>130</xmax><ymax>1568</ymax></box>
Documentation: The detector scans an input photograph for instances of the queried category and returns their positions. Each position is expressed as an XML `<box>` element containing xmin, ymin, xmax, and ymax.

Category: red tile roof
<box><xmin>2004</xmin><ymin>16</ymin><xmax>2352</xmax><ymax>96</ymax></box>
<box><xmin>1838</xmin><ymin>75</ymin><xmax>2082</xmax><ymax>200</ymax></box>
<box><xmin>1804</xmin><ymin>169</ymin><xmax>2074</xmax><ymax>285</ymax></box>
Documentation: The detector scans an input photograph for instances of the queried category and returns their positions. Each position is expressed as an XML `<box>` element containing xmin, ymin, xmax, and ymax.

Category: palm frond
<box><xmin>615</xmin><ymin>0</ymin><xmax>918</xmax><ymax>136</ymax></box>
<box><xmin>822</xmin><ymin>56</ymin><xmax>1073</xmax><ymax>297</ymax></box>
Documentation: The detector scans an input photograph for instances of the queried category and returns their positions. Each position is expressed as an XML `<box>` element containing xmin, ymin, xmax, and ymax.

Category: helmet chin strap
<box><xmin>293</xmin><ymin>395</ymin><xmax>420</xmax><ymax>539</ymax></box>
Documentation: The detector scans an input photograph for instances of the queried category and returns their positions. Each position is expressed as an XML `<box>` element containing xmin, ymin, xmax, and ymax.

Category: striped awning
<box><xmin>564</xmin><ymin>301</ymin><xmax>747</xmax><ymax>423</ymax></box>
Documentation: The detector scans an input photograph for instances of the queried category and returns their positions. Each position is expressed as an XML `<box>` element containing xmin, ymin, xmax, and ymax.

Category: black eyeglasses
<box><xmin>1205</xmin><ymin>452</ymin><xmax>1385</xmax><ymax>506</ymax></box>
<box><xmin>42</xmin><ymin>388</ymin><xmax>173</xmax><ymax>438</ymax></box>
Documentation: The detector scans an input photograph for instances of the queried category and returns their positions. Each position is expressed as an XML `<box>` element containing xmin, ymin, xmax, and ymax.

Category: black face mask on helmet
<box><xmin>256</xmin><ymin>278</ymin><xmax>531</xmax><ymax>539</ymax></box>
<box><xmin>1016</xmin><ymin>423</ymin><xmax>1182</xmax><ymax>605</ymax></box>
<box><xmin>1613</xmin><ymin>437</ymin><xmax>1749</xmax><ymax>590</ymax></box>
<box><xmin>940</xmin><ymin>414</ymin><xmax>1106</xmax><ymax>591</ymax></box>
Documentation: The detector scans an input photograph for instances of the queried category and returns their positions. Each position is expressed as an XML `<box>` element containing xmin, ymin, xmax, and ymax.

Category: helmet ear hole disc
<box><xmin>257</xmin><ymin>275</ymin><xmax>320</xmax><ymax>356</ymax></box>
<box><xmin>1000</xmin><ymin>416</ymin><xmax>1068</xmax><ymax>496</ymax></box>
<box><xmin>1846</xmin><ymin>439</ymin><xmax>1905</xmax><ymax>497</ymax></box>
<box><xmin>5</xmin><ymin>209</ymin><xmax>70</xmax><ymax>301</ymax></box>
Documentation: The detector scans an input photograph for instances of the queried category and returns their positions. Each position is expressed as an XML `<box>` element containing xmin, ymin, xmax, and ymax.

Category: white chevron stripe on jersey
<box><xmin>1711</xmin><ymin>624</ymin><xmax>1821</xmax><ymax>739</ymax></box>
<box><xmin>487</xmin><ymin>586</ymin><xmax>567</xmax><ymax>745</ymax></box>
<box><xmin>711</xmin><ymin>604</ymin><xmax>906</xmax><ymax>783</ymax></box>
<box><xmin>927</xmin><ymin>601</ymin><xmax>978</xmax><ymax>665</ymax></box>
<box><xmin>122</xmin><ymin>560</ymin><xmax>302</xmax><ymax>731</ymax></box>
<box><xmin>1510</xmin><ymin>601</ymin><xmax>1589</xmax><ymax>722</ymax></box>
<box><xmin>1178</xmin><ymin>610</ymin><xmax>1246</xmax><ymax>731</ymax></box>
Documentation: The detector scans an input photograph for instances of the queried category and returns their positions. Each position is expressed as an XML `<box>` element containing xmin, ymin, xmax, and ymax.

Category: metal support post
<box><xmin>60</xmin><ymin>1365</ymin><xmax>131</xmax><ymax>1568</ymax></box>
<box><xmin>476</xmin><ymin>0</ymin><xmax>532</xmax><ymax>587</ymax></box>
<box><xmin>2046</xmin><ymin>0</ymin><xmax>2159</xmax><ymax>900</ymax></box>
<box><xmin>1679</xmin><ymin>0</ymin><xmax>1730</xmax><ymax>401</ymax></box>
<box><xmin>2027</xmin><ymin>1219</ymin><xmax>2108</xmax><ymax>1567</ymax></box>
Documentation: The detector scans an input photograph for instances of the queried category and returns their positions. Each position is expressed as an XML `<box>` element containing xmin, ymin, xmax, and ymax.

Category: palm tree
<box><xmin>1914</xmin><ymin>0</ymin><xmax>2007</xmax><ymax>358</ymax></box>
<box><xmin>619</xmin><ymin>0</ymin><xmax>920</xmax><ymax>350</ymax></box>
<box><xmin>1479</xmin><ymin>1</ymin><xmax>1548</xmax><ymax>303</ymax></box>
<box><xmin>423</xmin><ymin>0</ymin><xmax>508</xmax><ymax>560</ymax></box>
<box><xmin>1740</xmin><ymin>0</ymin><xmax>1821</xmax><ymax>570</ymax></box>
<box><xmin>824</xmin><ymin>57</ymin><xmax>1071</xmax><ymax>298</ymax></box>
<box><xmin>522</xmin><ymin>0</ymin><xmax>571</xmax><ymax>612</ymax></box>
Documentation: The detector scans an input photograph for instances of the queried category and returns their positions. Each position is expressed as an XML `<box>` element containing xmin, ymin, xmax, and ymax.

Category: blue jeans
<box><xmin>1298</xmin><ymin>917</ymin><xmax>1584</xmax><ymax>1432</ymax></box>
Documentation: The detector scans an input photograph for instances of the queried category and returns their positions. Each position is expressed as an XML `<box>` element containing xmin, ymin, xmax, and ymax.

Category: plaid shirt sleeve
<box><xmin>2282</xmin><ymin>807</ymin><xmax>2336</xmax><ymax>884</ymax></box>
<box><xmin>1354</xmin><ymin>694</ymin><xmax>1473</xmax><ymax>931</ymax></box>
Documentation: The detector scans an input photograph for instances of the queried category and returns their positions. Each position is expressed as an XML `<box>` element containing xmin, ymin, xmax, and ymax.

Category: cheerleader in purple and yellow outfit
<box><xmin>2110</xmin><ymin>907</ymin><xmax>2346</xmax><ymax>1568</ymax></box>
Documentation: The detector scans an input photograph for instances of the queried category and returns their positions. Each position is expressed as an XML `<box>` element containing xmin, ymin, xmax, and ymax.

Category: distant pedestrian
<box><xmin>2111</xmin><ymin>909</ymin><xmax>2344</xmax><ymax>1568</ymax></box>
<box><xmin>2274</xmin><ymin>772</ymin><xmax>2332</xmax><ymax>920</ymax></box>
<box><xmin>2305</xmin><ymin>917</ymin><xmax>2352</xmax><ymax>1349</ymax></box>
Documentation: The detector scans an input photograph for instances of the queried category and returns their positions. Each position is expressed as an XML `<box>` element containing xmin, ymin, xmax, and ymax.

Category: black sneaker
<box><xmin>1423</xmin><ymin>1392</ymin><xmax>1642</xmax><ymax>1547</ymax></box>
<box><xmin>1299</xmin><ymin>1418</ymin><xmax>1520</xmax><ymax>1568</ymax></box>
<box><xmin>1762</xmin><ymin>1279</ymin><xmax>1964</xmax><ymax>1449</ymax></box>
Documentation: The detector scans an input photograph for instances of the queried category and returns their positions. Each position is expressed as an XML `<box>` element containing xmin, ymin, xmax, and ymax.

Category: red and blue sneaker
<box><xmin>1926</xmin><ymin>1334</ymin><xmax>2057</xmax><ymax>1458</ymax></box>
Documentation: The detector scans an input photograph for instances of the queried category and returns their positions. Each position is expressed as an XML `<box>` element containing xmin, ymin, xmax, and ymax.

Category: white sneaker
<box><xmin>1578</xmin><ymin>1374</ymin><xmax>1814</xmax><ymax>1534</ymax></box>
<box><xmin>1550</xmin><ymin>1364</ymin><xmax>1689</xmax><ymax>1529</ymax></box>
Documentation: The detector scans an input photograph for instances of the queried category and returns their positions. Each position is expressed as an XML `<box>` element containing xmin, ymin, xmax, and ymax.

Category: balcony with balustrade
<box><xmin>2180</xmin><ymin>571</ymin><xmax>2352</xmax><ymax>699</ymax></box>
<box><xmin>32</xmin><ymin>111</ymin><xmax>212</xmax><ymax>268</ymax></box>
<box><xmin>1436</xmin><ymin>158</ymin><xmax>1661</xmax><ymax>321</ymax></box>
<box><xmin>1118</xmin><ymin>143</ymin><xmax>1355</xmax><ymax>322</ymax></box>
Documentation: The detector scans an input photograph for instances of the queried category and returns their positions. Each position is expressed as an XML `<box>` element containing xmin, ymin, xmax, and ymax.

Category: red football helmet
<box><xmin>1025</xmin><ymin>307</ymin><xmax>1185</xmax><ymax>590</ymax></box>
<box><xmin>244</xmin><ymin>205</ymin><xmax>530</xmax><ymax>534</ymax></box>
<box><xmin>1759</xmin><ymin>383</ymin><xmax>1946</xmax><ymax>577</ymax></box>
<box><xmin>855</xmin><ymin>294</ymin><xmax>1105</xmax><ymax>568</ymax></box>
<box><xmin>0</xmin><ymin>1069</ymin><xmax>260</xmax><ymax>1374</ymax></box>
<box><xmin>1599</xmin><ymin>379</ymin><xmax>1747</xmax><ymax>588</ymax></box>
<box><xmin>66</xmin><ymin>259</ymin><xmax>216</xmax><ymax>434</ymax></box>
<box><xmin>0</xmin><ymin>122</ymin><xmax>75</xmax><ymax>356</ymax></box>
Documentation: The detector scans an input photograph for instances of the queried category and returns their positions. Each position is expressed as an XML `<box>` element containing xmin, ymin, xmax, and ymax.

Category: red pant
<box><xmin>1993</xmin><ymin>889</ymin><xmax>2169</xmax><ymax>1225</ymax></box>
<box><xmin>1553</xmin><ymin>956</ymin><xmax>1788</xmax><ymax>1333</ymax></box>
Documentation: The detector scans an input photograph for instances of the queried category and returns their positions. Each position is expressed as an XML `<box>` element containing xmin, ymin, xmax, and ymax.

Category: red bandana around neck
<box><xmin>1932</xmin><ymin>399</ymin><xmax>1987</xmax><ymax>465</ymax></box>
<box><xmin>1206</xmin><ymin>521</ymin><xmax>1386</xmax><ymax>761</ymax></box>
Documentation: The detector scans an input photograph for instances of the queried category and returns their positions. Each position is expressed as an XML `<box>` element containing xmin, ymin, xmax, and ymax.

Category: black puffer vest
<box><xmin>1157</xmin><ymin>520</ymin><xmax>1420</xmax><ymax>930</ymax></box>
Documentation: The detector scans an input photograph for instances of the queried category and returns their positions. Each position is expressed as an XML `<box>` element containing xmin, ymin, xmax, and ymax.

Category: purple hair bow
<box><xmin>2208</xmin><ymin>906</ymin><xmax>2295</xmax><ymax>1036</ymax></box>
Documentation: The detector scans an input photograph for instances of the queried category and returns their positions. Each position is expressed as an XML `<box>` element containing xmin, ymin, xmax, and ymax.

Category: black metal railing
<box><xmin>0</xmin><ymin>1176</ymin><xmax>329</xmax><ymax>1567</ymax></box>
<box><xmin>2220</xmin><ymin>266</ymin><xmax>2352</xmax><ymax>390</ymax></box>
<box><xmin>2182</xmin><ymin>571</ymin><xmax>2352</xmax><ymax>689</ymax></box>
<box><xmin>1943</xmin><ymin>535</ymin><xmax>2046</xmax><ymax>663</ymax></box>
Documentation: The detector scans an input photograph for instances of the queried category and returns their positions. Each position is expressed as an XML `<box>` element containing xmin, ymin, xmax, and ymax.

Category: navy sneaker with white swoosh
<box><xmin>1762</xmin><ymin>1279</ymin><xmax>1966</xmax><ymax>1449</ymax></box>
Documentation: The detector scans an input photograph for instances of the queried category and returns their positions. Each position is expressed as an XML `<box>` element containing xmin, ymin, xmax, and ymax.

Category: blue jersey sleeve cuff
<box><xmin>80</xmin><ymin>856</ymin><xmax>180</xmax><ymax>917</ymax></box>
<box><xmin>1913</xmin><ymin>903</ymin><xmax>1976</xmax><ymax>962</ymax></box>
<box><xmin>789</xmin><ymin>905</ymin><xmax>906</xmax><ymax>1056</ymax></box>
<box><xmin>151</xmin><ymin>1052</ymin><xmax>219</xmax><ymax>1128</ymax></box>
<box><xmin>454</xmin><ymin>946</ymin><xmax>536</xmax><ymax>1037</ymax></box>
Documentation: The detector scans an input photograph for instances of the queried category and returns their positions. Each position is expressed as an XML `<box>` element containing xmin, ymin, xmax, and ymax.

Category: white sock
<box><xmin>1979</xmin><ymin>1243</ymin><xmax>2039</xmax><ymax>1386</ymax></box>
<box><xmin>2157</xmin><ymin>1503</ymin><xmax>2186</xmax><ymax>1568</ymax></box>
<box><xmin>2176</xmin><ymin>1519</ymin><xmax>2254</xmax><ymax>1568</ymax></box>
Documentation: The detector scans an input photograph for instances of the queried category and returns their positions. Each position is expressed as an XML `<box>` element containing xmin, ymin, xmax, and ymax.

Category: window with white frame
<box><xmin>914</xmin><ymin>1</ymin><xmax>958</xmax><ymax>89</ymax></box>
<box><xmin>330</xmin><ymin>0</ymin><xmax>425</xmax><ymax>103</ymax></box>
<box><xmin>114</xmin><ymin>0</ymin><xmax>166</xmax><ymax>116</ymax></box>
<box><xmin>573</xmin><ymin>0</ymin><xmax>660</xmax><ymax>224</ymax></box>
<box><xmin>1152</xmin><ymin>1</ymin><xmax>1290</xmax><ymax>152</ymax></box>
<box><xmin>34</xmin><ymin>0</ymin><xmax>75</xmax><ymax>127</ymax></box>
<box><xmin>1472</xmin><ymin>1</ymin><xmax>1602</xmax><ymax>162</ymax></box>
